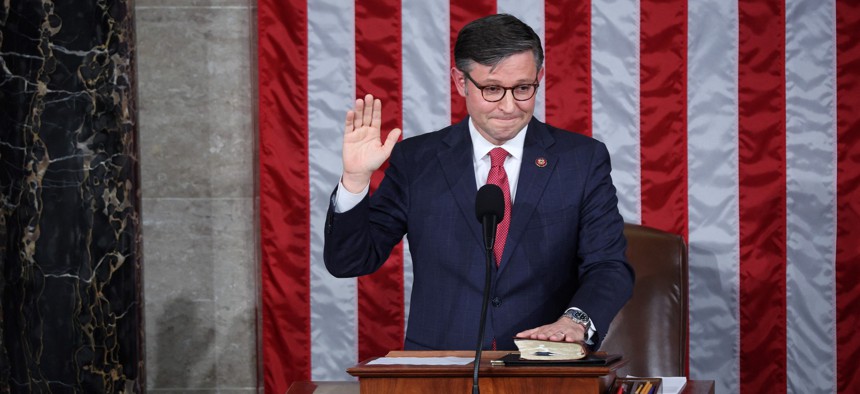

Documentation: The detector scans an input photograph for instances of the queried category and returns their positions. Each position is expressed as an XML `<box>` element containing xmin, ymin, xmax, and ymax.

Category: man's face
<box><xmin>453</xmin><ymin>52</ymin><xmax>544</xmax><ymax>145</ymax></box>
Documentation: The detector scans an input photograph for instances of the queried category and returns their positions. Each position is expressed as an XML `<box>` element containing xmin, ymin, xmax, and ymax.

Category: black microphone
<box><xmin>472</xmin><ymin>184</ymin><xmax>505</xmax><ymax>394</ymax></box>
<box><xmin>475</xmin><ymin>184</ymin><xmax>505</xmax><ymax>250</ymax></box>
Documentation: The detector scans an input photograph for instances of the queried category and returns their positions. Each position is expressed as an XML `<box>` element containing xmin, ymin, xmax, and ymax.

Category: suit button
<box><xmin>491</xmin><ymin>297</ymin><xmax>501</xmax><ymax>307</ymax></box>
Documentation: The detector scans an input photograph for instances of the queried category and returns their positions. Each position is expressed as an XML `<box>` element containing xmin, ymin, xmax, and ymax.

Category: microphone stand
<box><xmin>473</xmin><ymin>215</ymin><xmax>496</xmax><ymax>394</ymax></box>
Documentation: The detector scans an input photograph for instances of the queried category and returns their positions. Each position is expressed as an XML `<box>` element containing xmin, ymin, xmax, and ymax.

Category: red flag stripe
<box><xmin>738</xmin><ymin>1</ymin><xmax>787</xmax><ymax>393</ymax></box>
<box><xmin>638</xmin><ymin>0</ymin><xmax>689</xmax><ymax>377</ymax></box>
<box><xmin>257</xmin><ymin>0</ymin><xmax>310</xmax><ymax>391</ymax></box>
<box><xmin>836</xmin><ymin>0</ymin><xmax>860</xmax><ymax>392</ymax></box>
<box><xmin>355</xmin><ymin>0</ymin><xmax>406</xmax><ymax>363</ymax></box>
<box><xmin>639</xmin><ymin>0</ymin><xmax>688</xmax><ymax>242</ymax></box>
<box><xmin>544</xmin><ymin>0</ymin><xmax>592</xmax><ymax>136</ymax></box>
<box><xmin>450</xmin><ymin>0</ymin><xmax>497</xmax><ymax>124</ymax></box>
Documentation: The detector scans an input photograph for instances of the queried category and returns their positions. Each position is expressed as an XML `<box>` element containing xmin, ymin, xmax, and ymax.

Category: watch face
<box><xmin>566</xmin><ymin>310</ymin><xmax>589</xmax><ymax>325</ymax></box>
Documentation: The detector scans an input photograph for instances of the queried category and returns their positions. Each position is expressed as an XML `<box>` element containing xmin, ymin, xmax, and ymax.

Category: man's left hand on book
<box><xmin>515</xmin><ymin>317</ymin><xmax>586</xmax><ymax>342</ymax></box>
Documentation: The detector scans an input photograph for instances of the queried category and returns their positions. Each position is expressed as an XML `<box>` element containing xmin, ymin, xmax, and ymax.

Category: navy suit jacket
<box><xmin>324</xmin><ymin>117</ymin><xmax>634</xmax><ymax>351</ymax></box>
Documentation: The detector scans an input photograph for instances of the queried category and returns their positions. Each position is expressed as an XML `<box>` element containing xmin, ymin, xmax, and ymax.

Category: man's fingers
<box><xmin>345</xmin><ymin>110</ymin><xmax>355</xmax><ymax>134</ymax></box>
<box><xmin>515</xmin><ymin>321</ymin><xmax>584</xmax><ymax>342</ymax></box>
<box><xmin>352</xmin><ymin>94</ymin><xmax>385</xmax><ymax>132</ymax></box>
<box><xmin>362</xmin><ymin>94</ymin><xmax>374</xmax><ymax>127</ymax></box>
<box><xmin>541</xmin><ymin>329</ymin><xmax>567</xmax><ymax>341</ymax></box>
<box><xmin>383</xmin><ymin>128</ymin><xmax>401</xmax><ymax>152</ymax></box>
<box><xmin>371</xmin><ymin>98</ymin><xmax>383</xmax><ymax>129</ymax></box>
<box><xmin>353</xmin><ymin>98</ymin><xmax>364</xmax><ymax>129</ymax></box>
<box><xmin>516</xmin><ymin>328</ymin><xmax>537</xmax><ymax>338</ymax></box>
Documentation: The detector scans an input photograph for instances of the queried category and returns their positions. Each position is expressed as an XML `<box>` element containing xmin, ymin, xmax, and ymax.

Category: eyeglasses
<box><xmin>464</xmin><ymin>73</ymin><xmax>540</xmax><ymax>102</ymax></box>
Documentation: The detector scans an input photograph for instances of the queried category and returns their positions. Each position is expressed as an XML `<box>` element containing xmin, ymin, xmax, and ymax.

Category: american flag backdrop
<box><xmin>257</xmin><ymin>1</ymin><xmax>859</xmax><ymax>393</ymax></box>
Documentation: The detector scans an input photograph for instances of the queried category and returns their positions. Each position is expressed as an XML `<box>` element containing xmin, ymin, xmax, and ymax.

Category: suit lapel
<box><xmin>498</xmin><ymin>118</ymin><xmax>557</xmax><ymax>274</ymax></box>
<box><xmin>437</xmin><ymin>118</ymin><xmax>483</xmax><ymax>247</ymax></box>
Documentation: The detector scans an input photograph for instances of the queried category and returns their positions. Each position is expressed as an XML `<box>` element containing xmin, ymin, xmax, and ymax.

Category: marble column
<box><xmin>136</xmin><ymin>0</ymin><xmax>258</xmax><ymax>390</ymax></box>
<box><xmin>0</xmin><ymin>0</ymin><xmax>143</xmax><ymax>392</ymax></box>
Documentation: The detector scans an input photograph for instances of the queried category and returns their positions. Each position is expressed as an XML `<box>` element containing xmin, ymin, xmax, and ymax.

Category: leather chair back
<box><xmin>599</xmin><ymin>223</ymin><xmax>688</xmax><ymax>377</ymax></box>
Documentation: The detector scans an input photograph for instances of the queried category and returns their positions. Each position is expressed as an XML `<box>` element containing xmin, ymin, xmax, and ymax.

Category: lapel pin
<box><xmin>535</xmin><ymin>157</ymin><xmax>547</xmax><ymax>168</ymax></box>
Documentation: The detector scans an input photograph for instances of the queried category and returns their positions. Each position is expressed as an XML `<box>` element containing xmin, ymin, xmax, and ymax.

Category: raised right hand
<box><xmin>341</xmin><ymin>94</ymin><xmax>401</xmax><ymax>193</ymax></box>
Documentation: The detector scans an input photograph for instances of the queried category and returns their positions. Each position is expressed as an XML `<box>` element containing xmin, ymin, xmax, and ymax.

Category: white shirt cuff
<box><xmin>334</xmin><ymin>179</ymin><xmax>369</xmax><ymax>213</ymax></box>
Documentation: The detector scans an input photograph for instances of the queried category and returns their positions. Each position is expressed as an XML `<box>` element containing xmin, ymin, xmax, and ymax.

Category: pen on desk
<box><xmin>615</xmin><ymin>385</ymin><xmax>623</xmax><ymax>394</ymax></box>
<box><xmin>643</xmin><ymin>382</ymin><xmax>653</xmax><ymax>394</ymax></box>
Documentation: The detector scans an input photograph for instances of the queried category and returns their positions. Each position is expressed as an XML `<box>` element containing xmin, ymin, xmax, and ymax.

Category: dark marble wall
<box><xmin>0</xmin><ymin>0</ymin><xmax>143</xmax><ymax>392</ymax></box>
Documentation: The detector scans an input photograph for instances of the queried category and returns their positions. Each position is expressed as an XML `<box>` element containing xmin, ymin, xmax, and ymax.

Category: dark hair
<box><xmin>454</xmin><ymin>14</ymin><xmax>544</xmax><ymax>73</ymax></box>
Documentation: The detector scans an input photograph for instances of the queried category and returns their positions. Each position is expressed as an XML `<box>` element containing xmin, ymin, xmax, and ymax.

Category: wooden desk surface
<box><xmin>288</xmin><ymin>351</ymin><xmax>714</xmax><ymax>394</ymax></box>
<box><xmin>286</xmin><ymin>380</ymin><xmax>715</xmax><ymax>394</ymax></box>
<box><xmin>349</xmin><ymin>350</ymin><xmax>625</xmax><ymax>377</ymax></box>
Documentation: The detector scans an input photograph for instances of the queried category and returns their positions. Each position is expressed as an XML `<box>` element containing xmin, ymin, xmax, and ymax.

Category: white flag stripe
<box><xmin>686</xmin><ymin>1</ymin><xmax>740</xmax><ymax>393</ymax></box>
<box><xmin>785</xmin><ymin>0</ymin><xmax>838</xmax><ymax>392</ymax></box>
<box><xmin>591</xmin><ymin>0</ymin><xmax>642</xmax><ymax>223</ymax></box>
<box><xmin>402</xmin><ymin>0</ymin><xmax>451</xmax><ymax>140</ymax></box>
<box><xmin>307</xmin><ymin>0</ymin><xmax>357</xmax><ymax>381</ymax></box>
<box><xmin>401</xmin><ymin>0</ymin><xmax>452</xmax><ymax>336</ymax></box>
<box><xmin>497</xmin><ymin>0</ymin><xmax>546</xmax><ymax>122</ymax></box>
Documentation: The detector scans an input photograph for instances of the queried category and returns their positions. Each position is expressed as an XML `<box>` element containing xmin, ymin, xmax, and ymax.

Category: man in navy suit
<box><xmin>324</xmin><ymin>14</ymin><xmax>634</xmax><ymax>351</ymax></box>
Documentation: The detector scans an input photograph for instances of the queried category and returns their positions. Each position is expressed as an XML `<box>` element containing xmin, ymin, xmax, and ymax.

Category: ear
<box><xmin>452</xmin><ymin>67</ymin><xmax>467</xmax><ymax>97</ymax></box>
<box><xmin>537</xmin><ymin>66</ymin><xmax>545</xmax><ymax>83</ymax></box>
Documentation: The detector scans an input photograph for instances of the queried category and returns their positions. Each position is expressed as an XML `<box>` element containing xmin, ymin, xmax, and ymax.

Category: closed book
<box><xmin>513</xmin><ymin>338</ymin><xmax>588</xmax><ymax>360</ymax></box>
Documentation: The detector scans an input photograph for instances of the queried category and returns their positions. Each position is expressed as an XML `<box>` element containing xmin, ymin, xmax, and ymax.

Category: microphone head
<box><xmin>475</xmin><ymin>184</ymin><xmax>505</xmax><ymax>223</ymax></box>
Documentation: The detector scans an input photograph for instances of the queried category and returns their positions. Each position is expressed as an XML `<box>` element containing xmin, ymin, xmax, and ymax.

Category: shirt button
<box><xmin>491</xmin><ymin>297</ymin><xmax>502</xmax><ymax>307</ymax></box>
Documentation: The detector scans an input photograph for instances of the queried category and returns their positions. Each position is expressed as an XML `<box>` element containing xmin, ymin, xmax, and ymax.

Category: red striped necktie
<box><xmin>487</xmin><ymin>147</ymin><xmax>511</xmax><ymax>266</ymax></box>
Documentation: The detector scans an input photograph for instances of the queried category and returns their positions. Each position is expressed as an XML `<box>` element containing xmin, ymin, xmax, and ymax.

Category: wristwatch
<box><xmin>562</xmin><ymin>309</ymin><xmax>591</xmax><ymax>330</ymax></box>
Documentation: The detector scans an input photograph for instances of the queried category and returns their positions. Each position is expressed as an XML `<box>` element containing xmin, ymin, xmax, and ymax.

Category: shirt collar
<box><xmin>468</xmin><ymin>117</ymin><xmax>528</xmax><ymax>163</ymax></box>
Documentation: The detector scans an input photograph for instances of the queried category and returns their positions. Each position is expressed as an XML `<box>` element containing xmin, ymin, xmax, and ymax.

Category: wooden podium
<box><xmin>346</xmin><ymin>350</ymin><xmax>625</xmax><ymax>394</ymax></box>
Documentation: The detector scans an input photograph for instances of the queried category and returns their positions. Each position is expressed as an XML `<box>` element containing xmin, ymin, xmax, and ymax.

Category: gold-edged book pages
<box><xmin>513</xmin><ymin>338</ymin><xmax>588</xmax><ymax>360</ymax></box>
